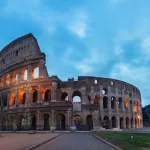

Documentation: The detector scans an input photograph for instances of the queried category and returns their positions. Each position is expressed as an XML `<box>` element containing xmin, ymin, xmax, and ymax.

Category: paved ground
<box><xmin>0</xmin><ymin>133</ymin><xmax>61</xmax><ymax>150</ymax></box>
<box><xmin>36</xmin><ymin>133</ymin><xmax>116</xmax><ymax>150</ymax></box>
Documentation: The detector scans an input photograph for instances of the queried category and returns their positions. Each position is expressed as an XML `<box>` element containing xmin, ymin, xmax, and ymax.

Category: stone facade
<box><xmin>0</xmin><ymin>33</ymin><xmax>143</xmax><ymax>131</ymax></box>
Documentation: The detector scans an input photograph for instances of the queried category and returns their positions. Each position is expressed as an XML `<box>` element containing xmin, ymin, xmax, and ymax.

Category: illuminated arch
<box><xmin>1</xmin><ymin>77</ymin><xmax>4</xmax><ymax>87</ymax></box>
<box><xmin>32</xmin><ymin>89</ymin><xmax>38</xmax><ymax>103</ymax></box>
<box><xmin>21</xmin><ymin>68</ymin><xmax>28</xmax><ymax>80</ymax></box>
<box><xmin>32</xmin><ymin>66</ymin><xmax>39</xmax><ymax>79</ymax></box>
<box><xmin>133</xmin><ymin>101</ymin><xmax>137</xmax><ymax>112</ymax></box>
<box><xmin>18</xmin><ymin>90</ymin><xmax>26</xmax><ymax>104</ymax></box>
<box><xmin>6</xmin><ymin>74</ymin><xmax>10</xmax><ymax>85</ymax></box>
<box><xmin>94</xmin><ymin>95</ymin><xmax>100</xmax><ymax>104</ymax></box>
<box><xmin>12</xmin><ymin>71</ymin><xmax>18</xmax><ymax>83</ymax></box>
<box><xmin>42</xmin><ymin>88</ymin><xmax>51</xmax><ymax>101</ymax></box>
<box><xmin>124</xmin><ymin>98</ymin><xmax>129</xmax><ymax>109</ymax></box>
<box><xmin>9</xmin><ymin>93</ymin><xmax>16</xmax><ymax>105</ymax></box>
<box><xmin>72</xmin><ymin>91</ymin><xmax>82</xmax><ymax>102</ymax></box>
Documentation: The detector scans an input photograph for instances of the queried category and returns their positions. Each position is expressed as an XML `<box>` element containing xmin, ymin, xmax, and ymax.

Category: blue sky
<box><xmin>0</xmin><ymin>0</ymin><xmax>150</xmax><ymax>106</ymax></box>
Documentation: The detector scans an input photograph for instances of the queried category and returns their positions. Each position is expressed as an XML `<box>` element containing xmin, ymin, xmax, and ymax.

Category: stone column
<box><xmin>27</xmin><ymin>66</ymin><xmax>32</xmax><ymax>81</ymax></box>
<box><xmin>115</xmin><ymin>98</ymin><xmax>119</xmax><ymax>114</ymax></box>
<box><xmin>50</xmin><ymin>110</ymin><xmax>55</xmax><ymax>131</ymax></box>
<box><xmin>36</xmin><ymin>111</ymin><xmax>40</xmax><ymax>130</ymax></box>
<box><xmin>17</xmin><ymin>68</ymin><xmax>21</xmax><ymax>83</ymax></box>
<box><xmin>93</xmin><ymin>111</ymin><xmax>100</xmax><ymax>130</ymax></box>
<box><xmin>51</xmin><ymin>82</ymin><xmax>57</xmax><ymax>101</ymax></box>
<box><xmin>25</xmin><ymin>88</ymin><xmax>30</xmax><ymax>106</ymax></box>
<box><xmin>67</xmin><ymin>109</ymin><xmax>71</xmax><ymax>131</ymax></box>
<box><xmin>116</xmin><ymin>116</ymin><xmax>120</xmax><ymax>129</ymax></box>
<box><xmin>37</xmin><ymin>85</ymin><xmax>42</xmax><ymax>102</ymax></box>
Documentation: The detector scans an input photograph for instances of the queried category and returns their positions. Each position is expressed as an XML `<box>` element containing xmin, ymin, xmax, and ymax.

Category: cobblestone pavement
<box><xmin>0</xmin><ymin>133</ymin><xmax>61</xmax><ymax>150</ymax></box>
<box><xmin>36</xmin><ymin>133</ymin><xmax>116</xmax><ymax>150</ymax></box>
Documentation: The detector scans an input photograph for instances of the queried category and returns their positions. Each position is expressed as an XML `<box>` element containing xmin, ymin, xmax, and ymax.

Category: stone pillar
<box><xmin>51</xmin><ymin>82</ymin><xmax>57</xmax><ymax>101</ymax></box>
<box><xmin>15</xmin><ymin>90</ymin><xmax>18</xmax><ymax>106</ymax></box>
<box><xmin>25</xmin><ymin>88</ymin><xmax>30</xmax><ymax>106</ymax></box>
<box><xmin>27</xmin><ymin>66</ymin><xmax>32</xmax><ymax>81</ymax></box>
<box><xmin>115</xmin><ymin>98</ymin><xmax>119</xmax><ymax>114</ymax></box>
<box><xmin>37</xmin><ymin>85</ymin><xmax>42</xmax><ymax>102</ymax></box>
<box><xmin>17</xmin><ymin>68</ymin><xmax>21</xmax><ymax>83</ymax></box>
<box><xmin>116</xmin><ymin>116</ymin><xmax>120</xmax><ymax>129</ymax></box>
<box><xmin>93</xmin><ymin>111</ymin><xmax>100</xmax><ymax>130</ymax></box>
<box><xmin>36</xmin><ymin>111</ymin><xmax>40</xmax><ymax>130</ymax></box>
<box><xmin>67</xmin><ymin>109</ymin><xmax>71</xmax><ymax>131</ymax></box>
<box><xmin>50</xmin><ymin>110</ymin><xmax>55</xmax><ymax>131</ymax></box>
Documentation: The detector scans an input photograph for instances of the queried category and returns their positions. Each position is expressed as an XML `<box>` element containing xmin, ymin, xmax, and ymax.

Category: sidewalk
<box><xmin>0</xmin><ymin>133</ymin><xmax>61</xmax><ymax>150</ymax></box>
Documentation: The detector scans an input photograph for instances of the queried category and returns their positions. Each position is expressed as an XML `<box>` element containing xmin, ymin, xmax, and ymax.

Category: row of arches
<box><xmin>0</xmin><ymin>66</ymin><xmax>39</xmax><ymax>87</ymax></box>
<box><xmin>103</xmin><ymin>96</ymin><xmax>141</xmax><ymax>111</ymax></box>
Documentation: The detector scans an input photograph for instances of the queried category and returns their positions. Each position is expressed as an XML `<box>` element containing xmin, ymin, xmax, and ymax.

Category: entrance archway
<box><xmin>73</xmin><ymin>115</ymin><xmax>81</xmax><ymax>130</ymax></box>
<box><xmin>103</xmin><ymin>116</ymin><xmax>109</xmax><ymax>129</ymax></box>
<box><xmin>56</xmin><ymin>113</ymin><xmax>65</xmax><ymax>131</ymax></box>
<box><xmin>112</xmin><ymin>116</ymin><xmax>117</xmax><ymax>128</ymax></box>
<box><xmin>1</xmin><ymin>117</ymin><xmax>6</xmax><ymax>131</ymax></box>
<box><xmin>86</xmin><ymin>115</ymin><xmax>93</xmax><ymax>130</ymax></box>
<box><xmin>135</xmin><ymin>118</ymin><xmax>137</xmax><ymax>128</ymax></box>
<box><xmin>30</xmin><ymin>114</ymin><xmax>36</xmax><ymax>130</ymax></box>
<box><xmin>120</xmin><ymin>117</ymin><xmax>124</xmax><ymax>129</ymax></box>
<box><xmin>18</xmin><ymin>115</ymin><xmax>25</xmax><ymax>130</ymax></box>
<box><xmin>126</xmin><ymin>117</ymin><xmax>129</xmax><ymax>129</ymax></box>
<box><xmin>9</xmin><ymin>116</ymin><xmax>15</xmax><ymax>130</ymax></box>
<box><xmin>131</xmin><ymin>118</ymin><xmax>133</xmax><ymax>128</ymax></box>
<box><xmin>43</xmin><ymin>114</ymin><xmax>50</xmax><ymax>130</ymax></box>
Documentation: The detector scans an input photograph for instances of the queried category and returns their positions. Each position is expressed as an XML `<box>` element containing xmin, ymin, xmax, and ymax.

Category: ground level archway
<box><xmin>86</xmin><ymin>115</ymin><xmax>93</xmax><ymax>130</ymax></box>
<box><xmin>56</xmin><ymin>113</ymin><xmax>66</xmax><ymax>131</ymax></box>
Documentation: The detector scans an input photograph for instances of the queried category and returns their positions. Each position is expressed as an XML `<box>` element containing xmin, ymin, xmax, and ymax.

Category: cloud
<box><xmin>110</xmin><ymin>63</ymin><xmax>150</xmax><ymax>106</ymax></box>
<box><xmin>68</xmin><ymin>11</ymin><xmax>88</xmax><ymax>38</ymax></box>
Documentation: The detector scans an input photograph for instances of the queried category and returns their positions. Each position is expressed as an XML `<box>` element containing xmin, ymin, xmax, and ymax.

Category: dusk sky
<box><xmin>0</xmin><ymin>0</ymin><xmax>150</xmax><ymax>106</ymax></box>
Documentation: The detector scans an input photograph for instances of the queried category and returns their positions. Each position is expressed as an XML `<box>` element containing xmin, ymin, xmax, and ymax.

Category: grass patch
<box><xmin>92</xmin><ymin>132</ymin><xmax>150</xmax><ymax>150</ymax></box>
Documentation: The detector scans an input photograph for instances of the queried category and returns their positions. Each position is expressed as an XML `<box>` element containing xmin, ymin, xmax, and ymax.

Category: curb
<box><xmin>25</xmin><ymin>133</ymin><xmax>64</xmax><ymax>150</ymax></box>
<box><xmin>91</xmin><ymin>134</ymin><xmax>123</xmax><ymax>150</ymax></box>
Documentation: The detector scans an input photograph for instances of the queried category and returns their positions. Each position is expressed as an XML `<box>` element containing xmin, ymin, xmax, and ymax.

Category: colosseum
<box><xmin>0</xmin><ymin>33</ymin><xmax>143</xmax><ymax>131</ymax></box>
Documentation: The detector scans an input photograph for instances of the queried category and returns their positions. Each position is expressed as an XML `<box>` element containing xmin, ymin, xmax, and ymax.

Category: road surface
<box><xmin>36</xmin><ymin>133</ymin><xmax>116</xmax><ymax>150</ymax></box>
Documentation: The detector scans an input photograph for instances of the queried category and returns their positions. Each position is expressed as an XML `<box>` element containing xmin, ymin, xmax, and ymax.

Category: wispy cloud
<box><xmin>68</xmin><ymin>11</ymin><xmax>88</xmax><ymax>38</ymax></box>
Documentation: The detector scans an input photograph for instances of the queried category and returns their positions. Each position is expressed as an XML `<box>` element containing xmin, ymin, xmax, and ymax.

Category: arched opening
<box><xmin>12</xmin><ymin>71</ymin><xmax>18</xmax><ymax>83</ymax></box>
<box><xmin>18</xmin><ymin>90</ymin><xmax>26</xmax><ymax>104</ymax></box>
<box><xmin>32</xmin><ymin>66</ymin><xmax>39</xmax><ymax>79</ymax></box>
<box><xmin>118</xmin><ymin>97</ymin><xmax>122</xmax><ymax>108</ymax></box>
<box><xmin>86</xmin><ymin>115</ymin><xmax>93</xmax><ymax>130</ymax></box>
<box><xmin>61</xmin><ymin>92</ymin><xmax>68</xmax><ymax>101</ymax></box>
<box><xmin>29</xmin><ymin>114</ymin><xmax>36</xmax><ymax>130</ymax></box>
<box><xmin>124</xmin><ymin>98</ymin><xmax>129</xmax><ymax>109</ymax></box>
<box><xmin>6</xmin><ymin>74</ymin><xmax>10</xmax><ymax>85</ymax></box>
<box><xmin>120</xmin><ymin>117</ymin><xmax>124</xmax><ymax>129</ymax></box>
<box><xmin>21</xmin><ymin>68</ymin><xmax>28</xmax><ymax>80</ymax></box>
<box><xmin>112</xmin><ymin>116</ymin><xmax>117</xmax><ymax>128</ymax></box>
<box><xmin>103</xmin><ymin>116</ymin><xmax>109</xmax><ymax>129</ymax></box>
<box><xmin>1</xmin><ymin>77</ymin><xmax>4</xmax><ymax>87</ymax></box>
<box><xmin>1</xmin><ymin>117</ymin><xmax>6</xmax><ymax>131</ymax></box>
<box><xmin>131</xmin><ymin>118</ymin><xmax>133</xmax><ymax>128</ymax></box>
<box><xmin>18</xmin><ymin>115</ymin><xmax>25</xmax><ymax>130</ymax></box>
<box><xmin>3</xmin><ymin>94</ymin><xmax>7</xmax><ymax>107</ymax></box>
<box><xmin>103</xmin><ymin>96</ymin><xmax>108</xmax><ymax>108</ymax></box>
<box><xmin>88</xmin><ymin>95</ymin><xmax>92</xmax><ymax>104</ymax></box>
<box><xmin>137</xmin><ymin>118</ymin><xmax>140</xmax><ymax>128</ymax></box>
<box><xmin>135</xmin><ymin>118</ymin><xmax>137</xmax><ymax>128</ymax></box>
<box><xmin>44</xmin><ymin>89</ymin><xmax>51</xmax><ymax>101</ymax></box>
<box><xmin>111</xmin><ymin>96</ymin><xmax>116</xmax><ymax>109</ymax></box>
<box><xmin>130</xmin><ymin>100</ymin><xmax>132</xmax><ymax>111</ymax></box>
<box><xmin>32</xmin><ymin>90</ymin><xmax>38</xmax><ymax>103</ymax></box>
<box><xmin>9</xmin><ymin>116</ymin><xmax>15</xmax><ymax>130</ymax></box>
<box><xmin>72</xmin><ymin>91</ymin><xmax>81</xmax><ymax>102</ymax></box>
<box><xmin>103</xmin><ymin>88</ymin><xmax>108</xmax><ymax>94</ymax></box>
<box><xmin>9</xmin><ymin>93</ymin><xmax>16</xmax><ymax>105</ymax></box>
<box><xmin>134</xmin><ymin>101</ymin><xmax>137</xmax><ymax>112</ymax></box>
<box><xmin>43</xmin><ymin>114</ymin><xmax>50</xmax><ymax>130</ymax></box>
<box><xmin>56</xmin><ymin>113</ymin><xmax>66</xmax><ymax>131</ymax></box>
<box><xmin>73</xmin><ymin>115</ymin><xmax>81</xmax><ymax>130</ymax></box>
<box><xmin>94</xmin><ymin>95</ymin><xmax>100</xmax><ymax>104</ymax></box>
<box><xmin>126</xmin><ymin>117</ymin><xmax>129</xmax><ymax>129</ymax></box>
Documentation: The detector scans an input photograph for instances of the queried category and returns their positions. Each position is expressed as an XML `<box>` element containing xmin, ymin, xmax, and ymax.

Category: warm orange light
<box><xmin>134</xmin><ymin>100</ymin><xmax>137</xmax><ymax>112</ymax></box>
<box><xmin>124</xmin><ymin>98</ymin><xmax>129</xmax><ymax>108</ymax></box>
<box><xmin>12</xmin><ymin>71</ymin><xmax>18</xmax><ymax>83</ymax></box>
<box><xmin>42</xmin><ymin>88</ymin><xmax>51</xmax><ymax>101</ymax></box>
<box><xmin>6</xmin><ymin>74</ymin><xmax>10</xmax><ymax>85</ymax></box>
<box><xmin>10</xmin><ymin>93</ymin><xmax>16</xmax><ymax>105</ymax></box>
<box><xmin>18</xmin><ymin>90</ymin><xmax>25</xmax><ymax>104</ymax></box>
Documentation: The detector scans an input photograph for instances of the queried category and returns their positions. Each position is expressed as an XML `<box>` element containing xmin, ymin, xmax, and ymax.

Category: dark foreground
<box><xmin>35</xmin><ymin>133</ymin><xmax>116</xmax><ymax>150</ymax></box>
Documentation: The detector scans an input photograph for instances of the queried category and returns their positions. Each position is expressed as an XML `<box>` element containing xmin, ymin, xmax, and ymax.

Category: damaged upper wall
<box><xmin>0</xmin><ymin>33</ymin><xmax>44</xmax><ymax>72</ymax></box>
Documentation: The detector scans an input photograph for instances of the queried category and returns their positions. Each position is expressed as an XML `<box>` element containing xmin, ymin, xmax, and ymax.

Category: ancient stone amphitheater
<box><xmin>0</xmin><ymin>33</ymin><xmax>143</xmax><ymax>131</ymax></box>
